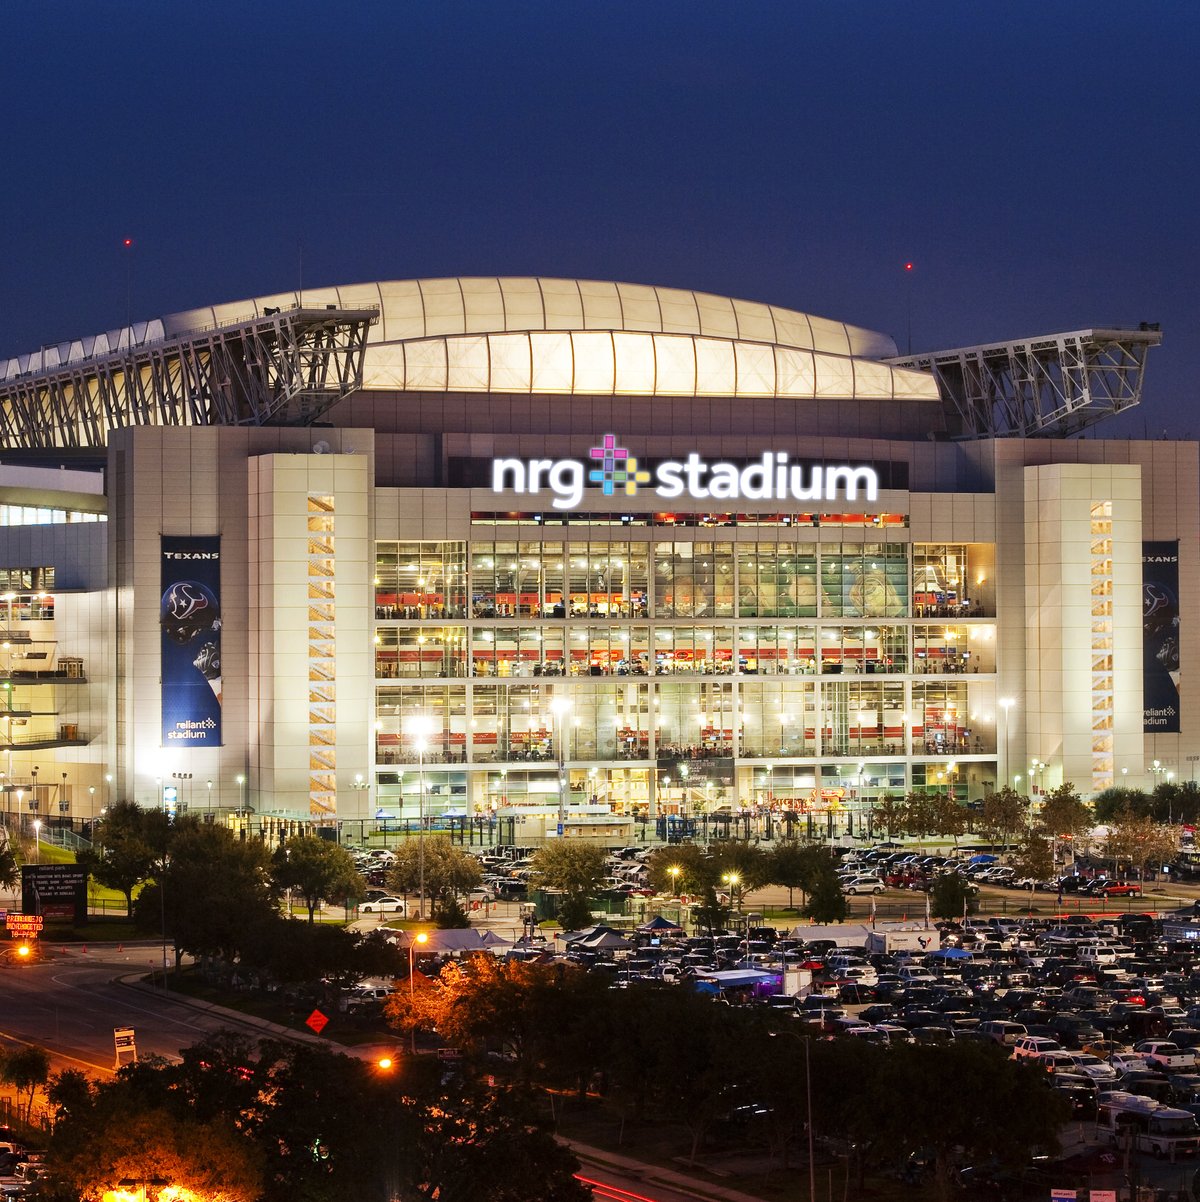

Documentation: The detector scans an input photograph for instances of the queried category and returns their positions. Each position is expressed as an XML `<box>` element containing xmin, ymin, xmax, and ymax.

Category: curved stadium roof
<box><xmin>4</xmin><ymin>277</ymin><xmax>939</xmax><ymax>402</ymax></box>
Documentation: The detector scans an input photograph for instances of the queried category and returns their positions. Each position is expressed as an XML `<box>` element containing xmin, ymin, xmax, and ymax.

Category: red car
<box><xmin>1095</xmin><ymin>881</ymin><xmax>1142</xmax><ymax>897</ymax></box>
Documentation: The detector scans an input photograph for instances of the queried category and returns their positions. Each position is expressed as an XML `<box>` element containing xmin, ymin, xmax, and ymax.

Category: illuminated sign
<box><xmin>6</xmin><ymin>913</ymin><xmax>44</xmax><ymax>938</ymax></box>
<box><xmin>492</xmin><ymin>434</ymin><xmax>880</xmax><ymax>510</ymax></box>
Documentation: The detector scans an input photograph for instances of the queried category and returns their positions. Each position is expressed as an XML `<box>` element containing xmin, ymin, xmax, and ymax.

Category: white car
<box><xmin>1060</xmin><ymin>1053</ymin><xmax>1119</xmax><ymax>1081</ymax></box>
<box><xmin>842</xmin><ymin>875</ymin><xmax>886</xmax><ymax>895</ymax></box>
<box><xmin>359</xmin><ymin>896</ymin><xmax>409</xmax><ymax>915</ymax></box>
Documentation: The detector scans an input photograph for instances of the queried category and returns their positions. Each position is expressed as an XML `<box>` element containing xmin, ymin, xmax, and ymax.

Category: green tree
<box><xmin>930</xmin><ymin>872</ymin><xmax>976</xmax><ymax>920</ymax></box>
<box><xmin>901</xmin><ymin>791</ymin><xmax>938</xmax><ymax>840</ymax></box>
<box><xmin>0</xmin><ymin>842</ymin><xmax>17</xmax><ymax>892</ymax></box>
<box><xmin>1013</xmin><ymin>832</ymin><xmax>1055</xmax><ymax>884</ymax></box>
<box><xmin>271</xmin><ymin>834</ymin><xmax>365</xmax><ymax>923</ymax></box>
<box><xmin>980</xmin><ymin>786</ymin><xmax>1030</xmax><ymax>848</ymax></box>
<box><xmin>929</xmin><ymin>793</ymin><xmax>967</xmax><ymax>846</ymax></box>
<box><xmin>1092</xmin><ymin>786</ymin><xmax>1150</xmax><ymax>823</ymax></box>
<box><xmin>764</xmin><ymin>841</ymin><xmax>832</xmax><ymax>908</ymax></box>
<box><xmin>866</xmin><ymin>1042</ymin><xmax>1069</xmax><ymax>1202</ymax></box>
<box><xmin>527</xmin><ymin>842</ymin><xmax>607</xmax><ymax>930</ymax></box>
<box><xmin>801</xmin><ymin>863</ymin><xmax>848</xmax><ymax>923</ymax></box>
<box><xmin>387</xmin><ymin>834</ymin><xmax>483</xmax><ymax>919</ymax></box>
<box><xmin>872</xmin><ymin>793</ymin><xmax>906</xmax><ymax>839</ymax></box>
<box><xmin>135</xmin><ymin>821</ymin><xmax>279</xmax><ymax>968</ymax></box>
<box><xmin>75</xmin><ymin>799</ymin><xmax>169</xmax><ymax>916</ymax></box>
<box><xmin>1</xmin><ymin>1044</ymin><xmax>50</xmax><ymax>1121</ymax></box>
<box><xmin>1035</xmin><ymin>784</ymin><xmax>1093</xmax><ymax>868</ymax></box>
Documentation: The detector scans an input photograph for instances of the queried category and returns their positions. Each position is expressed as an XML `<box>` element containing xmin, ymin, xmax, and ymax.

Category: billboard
<box><xmin>1143</xmin><ymin>541</ymin><xmax>1180</xmax><ymax>733</ymax></box>
<box><xmin>22</xmin><ymin>864</ymin><xmax>88</xmax><ymax>923</ymax></box>
<box><xmin>161</xmin><ymin>536</ymin><xmax>222</xmax><ymax>746</ymax></box>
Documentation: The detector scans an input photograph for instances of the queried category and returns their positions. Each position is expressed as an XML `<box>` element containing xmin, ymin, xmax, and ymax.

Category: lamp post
<box><xmin>668</xmin><ymin>865</ymin><xmax>681</xmax><ymax>897</ymax></box>
<box><xmin>206</xmin><ymin>779</ymin><xmax>213</xmax><ymax>818</ymax></box>
<box><xmin>550</xmin><ymin>695</ymin><xmax>572</xmax><ymax>833</ymax></box>
<box><xmin>722</xmin><ymin>871</ymin><xmax>741</xmax><ymax>913</ymax></box>
<box><xmin>769</xmin><ymin>1029</ymin><xmax>817</xmax><ymax>1202</ymax></box>
<box><xmin>31</xmin><ymin>818</ymin><xmax>40</xmax><ymax>863</ymax></box>
<box><xmin>999</xmin><ymin>697</ymin><xmax>1014</xmax><ymax>791</ymax></box>
<box><xmin>408</xmin><ymin>714</ymin><xmax>435</xmax><ymax>920</ymax></box>
<box><xmin>409</xmin><ymin>930</ymin><xmax>429</xmax><ymax>1053</ymax></box>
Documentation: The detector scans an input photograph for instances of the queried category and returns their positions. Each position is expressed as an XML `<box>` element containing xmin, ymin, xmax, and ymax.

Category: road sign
<box><xmin>305</xmin><ymin>1008</ymin><xmax>329</xmax><ymax>1034</ymax></box>
<box><xmin>113</xmin><ymin>1026</ymin><xmax>137</xmax><ymax>1067</ymax></box>
<box><xmin>556</xmin><ymin>822</ymin><xmax>564</xmax><ymax>836</ymax></box>
<box><xmin>6</xmin><ymin>914</ymin><xmax>44</xmax><ymax>938</ymax></box>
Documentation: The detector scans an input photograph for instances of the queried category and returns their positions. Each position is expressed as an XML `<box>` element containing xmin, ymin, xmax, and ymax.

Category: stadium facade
<box><xmin>0</xmin><ymin>278</ymin><xmax>1187</xmax><ymax>840</ymax></box>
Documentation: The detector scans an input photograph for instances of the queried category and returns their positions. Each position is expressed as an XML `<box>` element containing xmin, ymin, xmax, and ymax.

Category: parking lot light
<box><xmin>668</xmin><ymin>866</ymin><xmax>682</xmax><ymax>896</ymax></box>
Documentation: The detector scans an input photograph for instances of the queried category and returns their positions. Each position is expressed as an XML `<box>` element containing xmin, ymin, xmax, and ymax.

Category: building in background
<box><xmin>0</xmin><ymin>278</ymin><xmax>1184</xmax><ymax>840</ymax></box>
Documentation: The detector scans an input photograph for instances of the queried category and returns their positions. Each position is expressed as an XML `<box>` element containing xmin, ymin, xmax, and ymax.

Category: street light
<box><xmin>668</xmin><ymin>865</ymin><xmax>682</xmax><ymax>897</ymax></box>
<box><xmin>722</xmin><ymin>871</ymin><xmax>741</xmax><ymax>912</ymax></box>
<box><xmin>407</xmin><ymin>714</ymin><xmax>435</xmax><ymax>920</ymax></box>
<box><xmin>999</xmin><ymin>697</ymin><xmax>1014</xmax><ymax>789</ymax></box>
<box><xmin>409</xmin><ymin>930</ymin><xmax>430</xmax><ymax>1053</ymax></box>
<box><xmin>31</xmin><ymin>818</ymin><xmax>40</xmax><ymax>863</ymax></box>
<box><xmin>550</xmin><ymin>695</ymin><xmax>572</xmax><ymax>832</ymax></box>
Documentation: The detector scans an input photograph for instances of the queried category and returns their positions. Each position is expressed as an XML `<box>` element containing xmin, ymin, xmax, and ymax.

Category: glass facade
<box><xmin>372</xmin><ymin>534</ymin><xmax>1002</xmax><ymax>826</ymax></box>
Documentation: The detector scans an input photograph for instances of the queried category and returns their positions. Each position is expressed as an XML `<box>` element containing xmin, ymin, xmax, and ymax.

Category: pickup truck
<box><xmin>1134</xmin><ymin>1041</ymin><xmax>1198</xmax><ymax>1072</ymax></box>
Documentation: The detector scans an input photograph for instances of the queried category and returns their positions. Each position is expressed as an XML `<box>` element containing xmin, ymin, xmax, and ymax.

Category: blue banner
<box><xmin>1143</xmin><ymin>541</ymin><xmax>1180</xmax><ymax>733</ymax></box>
<box><xmin>161</xmin><ymin>536</ymin><xmax>222</xmax><ymax>746</ymax></box>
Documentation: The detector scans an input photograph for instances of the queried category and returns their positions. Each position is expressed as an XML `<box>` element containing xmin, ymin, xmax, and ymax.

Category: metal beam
<box><xmin>0</xmin><ymin>305</ymin><xmax>378</xmax><ymax>449</ymax></box>
<box><xmin>887</xmin><ymin>326</ymin><xmax>1162</xmax><ymax>439</ymax></box>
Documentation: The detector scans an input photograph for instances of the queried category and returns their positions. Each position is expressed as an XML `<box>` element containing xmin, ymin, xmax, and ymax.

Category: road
<box><xmin>0</xmin><ymin>943</ymin><xmax>300</xmax><ymax>1075</ymax></box>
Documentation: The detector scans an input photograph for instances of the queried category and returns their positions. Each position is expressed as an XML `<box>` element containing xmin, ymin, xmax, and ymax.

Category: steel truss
<box><xmin>888</xmin><ymin>326</ymin><xmax>1162</xmax><ymax>439</ymax></box>
<box><xmin>0</xmin><ymin>306</ymin><xmax>379</xmax><ymax>449</ymax></box>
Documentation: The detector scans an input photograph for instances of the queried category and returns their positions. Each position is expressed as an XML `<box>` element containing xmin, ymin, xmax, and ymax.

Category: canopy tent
<box><xmin>637</xmin><ymin>915</ymin><xmax>683</xmax><ymax>932</ymax></box>
<box><xmin>396</xmin><ymin>929</ymin><xmax>513</xmax><ymax>953</ymax></box>
<box><xmin>927</xmin><ymin>947</ymin><xmax>972</xmax><ymax>960</ymax></box>
<box><xmin>559</xmin><ymin>924</ymin><xmax>628</xmax><ymax>943</ymax></box>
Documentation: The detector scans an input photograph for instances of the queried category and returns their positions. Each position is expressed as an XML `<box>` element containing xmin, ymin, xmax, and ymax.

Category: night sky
<box><xmin>4</xmin><ymin>2</ymin><xmax>1197</xmax><ymax>436</ymax></box>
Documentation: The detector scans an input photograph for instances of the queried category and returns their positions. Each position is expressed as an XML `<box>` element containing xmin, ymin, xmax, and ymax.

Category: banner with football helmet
<box><xmin>1143</xmin><ymin>541</ymin><xmax>1180</xmax><ymax>733</ymax></box>
<box><xmin>161</xmin><ymin>536</ymin><xmax>222</xmax><ymax>746</ymax></box>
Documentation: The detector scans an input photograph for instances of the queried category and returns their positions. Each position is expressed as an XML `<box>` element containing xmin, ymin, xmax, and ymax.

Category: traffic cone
<box><xmin>81</xmin><ymin>945</ymin><xmax>87</xmax><ymax>954</ymax></box>
<box><xmin>118</xmin><ymin>944</ymin><xmax>123</xmax><ymax>953</ymax></box>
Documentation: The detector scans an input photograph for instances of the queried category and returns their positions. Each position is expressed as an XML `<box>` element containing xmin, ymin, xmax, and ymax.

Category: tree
<box><xmin>271</xmin><ymin>835</ymin><xmax>365</xmax><ymax>923</ymax></box>
<box><xmin>1012</xmin><ymin>832</ymin><xmax>1055</xmax><ymax>883</ymax></box>
<box><xmin>75</xmin><ymin>800</ymin><xmax>169</xmax><ymax>916</ymax></box>
<box><xmin>801</xmin><ymin>863</ymin><xmax>848</xmax><ymax>923</ymax></box>
<box><xmin>930</xmin><ymin>872</ymin><xmax>976</xmax><ymax>921</ymax></box>
<box><xmin>527</xmin><ymin>842</ymin><xmax>607</xmax><ymax>930</ymax></box>
<box><xmin>387</xmin><ymin>835</ymin><xmax>483</xmax><ymax>919</ymax></box>
<box><xmin>929</xmin><ymin>793</ymin><xmax>967</xmax><ymax>846</ymax></box>
<box><xmin>1104</xmin><ymin>810</ymin><xmax>1177</xmax><ymax>881</ymax></box>
<box><xmin>764</xmin><ymin>841</ymin><xmax>832</xmax><ymax>908</ymax></box>
<box><xmin>1</xmin><ymin>1044</ymin><xmax>50</xmax><ymax>1121</ymax></box>
<box><xmin>0</xmin><ymin>842</ymin><xmax>17</xmax><ymax>893</ymax></box>
<box><xmin>865</xmin><ymin>1042</ymin><xmax>1069</xmax><ymax>1202</ymax></box>
<box><xmin>1035</xmin><ymin>784</ymin><xmax>1094</xmax><ymax>868</ymax></box>
<box><xmin>135</xmin><ymin>821</ymin><xmax>279</xmax><ymax>967</ymax></box>
<box><xmin>901</xmin><ymin>791</ymin><xmax>938</xmax><ymax>840</ymax></box>
<box><xmin>1092</xmin><ymin>786</ymin><xmax>1150</xmax><ymax>823</ymax></box>
<box><xmin>980</xmin><ymin>786</ymin><xmax>1031</xmax><ymax>848</ymax></box>
<box><xmin>872</xmin><ymin>793</ymin><xmax>906</xmax><ymax>839</ymax></box>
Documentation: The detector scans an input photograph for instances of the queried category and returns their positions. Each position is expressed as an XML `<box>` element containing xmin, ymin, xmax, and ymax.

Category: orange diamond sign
<box><xmin>305</xmin><ymin>1008</ymin><xmax>329</xmax><ymax>1034</ymax></box>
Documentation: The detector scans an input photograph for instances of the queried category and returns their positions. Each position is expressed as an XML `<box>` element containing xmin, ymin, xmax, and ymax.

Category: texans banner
<box><xmin>161</xmin><ymin>536</ymin><xmax>222</xmax><ymax>746</ymax></box>
<box><xmin>1143</xmin><ymin>540</ymin><xmax>1180</xmax><ymax>733</ymax></box>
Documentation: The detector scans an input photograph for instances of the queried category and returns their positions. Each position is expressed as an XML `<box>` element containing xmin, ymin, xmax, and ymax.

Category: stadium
<box><xmin>0</xmin><ymin>277</ymin><xmax>1184</xmax><ymax>842</ymax></box>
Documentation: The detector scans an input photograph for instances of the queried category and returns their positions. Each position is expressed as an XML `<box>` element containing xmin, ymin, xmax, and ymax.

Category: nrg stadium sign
<box><xmin>492</xmin><ymin>434</ymin><xmax>880</xmax><ymax>510</ymax></box>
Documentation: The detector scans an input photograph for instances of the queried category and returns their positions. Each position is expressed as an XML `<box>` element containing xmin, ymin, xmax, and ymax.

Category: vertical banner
<box><xmin>161</xmin><ymin>536</ymin><xmax>222</xmax><ymax>746</ymax></box>
<box><xmin>1143</xmin><ymin>541</ymin><xmax>1180</xmax><ymax>733</ymax></box>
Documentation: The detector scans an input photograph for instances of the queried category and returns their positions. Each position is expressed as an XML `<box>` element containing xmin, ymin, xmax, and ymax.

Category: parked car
<box><xmin>358</xmin><ymin>896</ymin><xmax>409</xmax><ymax>914</ymax></box>
<box><xmin>841</xmin><ymin>875</ymin><xmax>886</xmax><ymax>895</ymax></box>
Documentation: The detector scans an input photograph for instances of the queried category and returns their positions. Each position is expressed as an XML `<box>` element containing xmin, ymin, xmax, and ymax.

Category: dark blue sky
<box><xmin>4</xmin><ymin>2</ymin><xmax>1197</xmax><ymax>435</ymax></box>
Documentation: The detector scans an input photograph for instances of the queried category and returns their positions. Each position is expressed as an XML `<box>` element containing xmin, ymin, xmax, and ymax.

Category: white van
<box><xmin>1097</xmin><ymin>1092</ymin><xmax>1200</xmax><ymax>1158</ymax></box>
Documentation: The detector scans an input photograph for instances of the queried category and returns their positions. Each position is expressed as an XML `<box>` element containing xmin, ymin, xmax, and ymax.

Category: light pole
<box><xmin>668</xmin><ymin>865</ymin><xmax>681</xmax><ymax>896</ymax></box>
<box><xmin>999</xmin><ymin>697</ymin><xmax>1014</xmax><ymax>790</ymax></box>
<box><xmin>550</xmin><ymin>695</ymin><xmax>572</xmax><ymax>834</ymax></box>
<box><xmin>31</xmin><ymin>818</ymin><xmax>40</xmax><ymax>863</ymax></box>
<box><xmin>769</xmin><ymin>1029</ymin><xmax>816</xmax><ymax>1202</ymax></box>
<box><xmin>408</xmin><ymin>930</ymin><xmax>429</xmax><ymax>1053</ymax></box>
<box><xmin>408</xmin><ymin>714</ymin><xmax>435</xmax><ymax>920</ymax></box>
<box><xmin>722</xmin><ymin>871</ymin><xmax>741</xmax><ymax>913</ymax></box>
<box><xmin>206</xmin><ymin>779</ymin><xmax>213</xmax><ymax>818</ymax></box>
